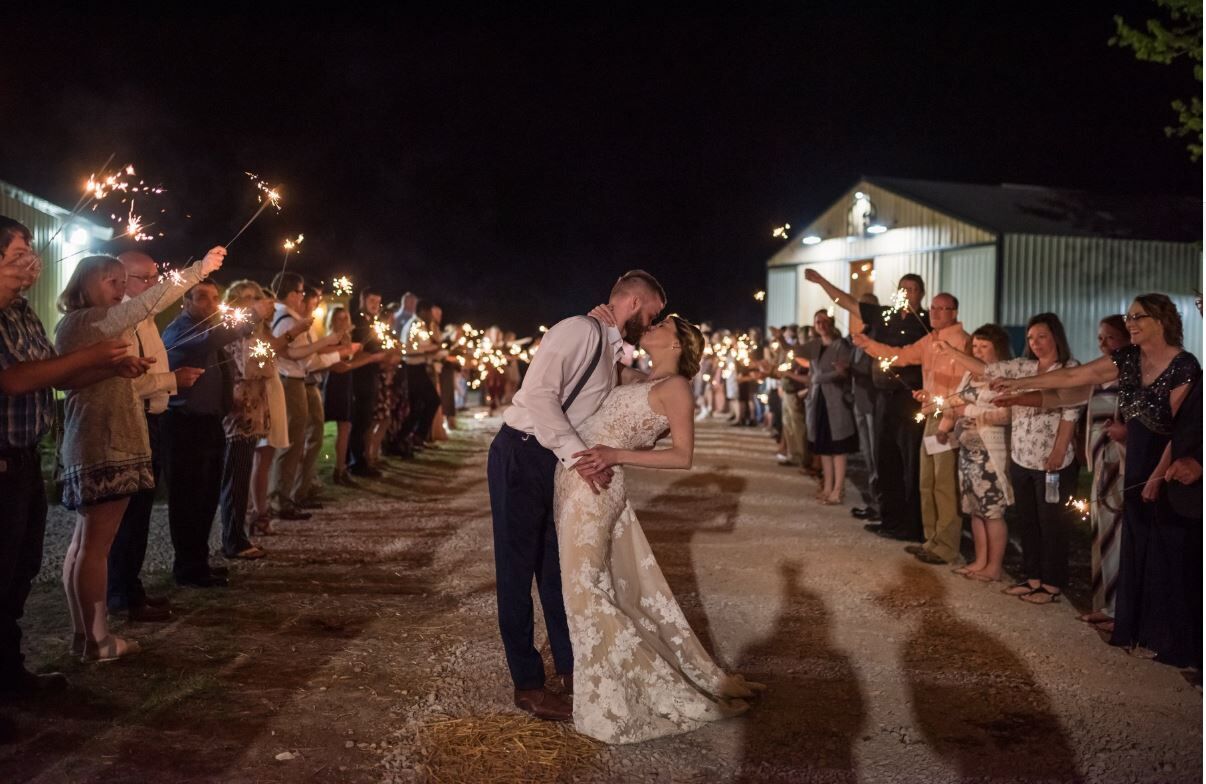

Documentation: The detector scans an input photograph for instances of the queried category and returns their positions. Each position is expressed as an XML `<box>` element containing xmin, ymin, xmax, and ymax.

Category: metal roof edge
<box><xmin>0</xmin><ymin>178</ymin><xmax>112</xmax><ymax>237</ymax></box>
<box><xmin>862</xmin><ymin>175</ymin><xmax>1001</xmax><ymax>235</ymax></box>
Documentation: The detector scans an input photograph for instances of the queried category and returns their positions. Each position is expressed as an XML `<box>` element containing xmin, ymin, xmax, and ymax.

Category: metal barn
<box><xmin>1</xmin><ymin>178</ymin><xmax>112</xmax><ymax>333</ymax></box>
<box><xmin>766</xmin><ymin>177</ymin><xmax>1203</xmax><ymax>362</ymax></box>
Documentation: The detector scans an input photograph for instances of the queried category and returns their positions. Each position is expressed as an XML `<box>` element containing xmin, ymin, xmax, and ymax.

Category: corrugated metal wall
<box><xmin>1</xmin><ymin>180</ymin><xmax>109</xmax><ymax>336</ymax></box>
<box><xmin>765</xmin><ymin>266</ymin><xmax>797</xmax><ymax>328</ymax></box>
<box><xmin>940</xmin><ymin>244</ymin><xmax>997</xmax><ymax>333</ymax></box>
<box><xmin>796</xmin><ymin>259</ymin><xmax>851</xmax><ymax>334</ymax></box>
<box><xmin>1002</xmin><ymin>235</ymin><xmax>1203</xmax><ymax>362</ymax></box>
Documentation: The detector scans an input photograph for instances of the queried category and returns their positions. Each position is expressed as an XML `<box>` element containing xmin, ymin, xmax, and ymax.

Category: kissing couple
<box><xmin>487</xmin><ymin>270</ymin><xmax>763</xmax><ymax>745</ymax></box>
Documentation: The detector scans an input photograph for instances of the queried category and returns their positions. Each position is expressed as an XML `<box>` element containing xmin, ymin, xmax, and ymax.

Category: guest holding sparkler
<box><xmin>804</xmin><ymin>270</ymin><xmax>929</xmax><ymax>541</ymax></box>
<box><xmin>799</xmin><ymin>310</ymin><xmax>856</xmax><ymax>505</ymax></box>
<box><xmin>105</xmin><ymin>251</ymin><xmax>208</xmax><ymax>624</ymax></box>
<box><xmin>398</xmin><ymin>300</ymin><xmax>443</xmax><ymax>450</ymax></box>
<box><xmin>992</xmin><ymin>297</ymin><xmax>1199</xmax><ymax>663</ymax></box>
<box><xmin>934</xmin><ymin>325</ymin><xmax>1013</xmax><ymax>583</ymax></box>
<box><xmin>298</xmin><ymin>286</ymin><xmax>352</xmax><ymax>506</ymax></box>
<box><xmin>163</xmin><ymin>274</ymin><xmax>259</xmax><ymax>589</ymax></box>
<box><xmin>349</xmin><ymin>287</ymin><xmax>385</xmax><ymax>478</ymax></box>
<box><xmin>848</xmin><ymin>295</ymin><xmax>881</xmax><ymax>522</ymax></box>
<box><xmin>56</xmin><ymin>248</ymin><xmax>223</xmax><ymax>660</ymax></box>
<box><xmin>852</xmin><ymin>292</ymin><xmax>970</xmax><ymax>566</ymax></box>
<box><xmin>218</xmin><ymin>281</ymin><xmax>277</xmax><ymax>560</ymax></box>
<box><xmin>268</xmin><ymin>272</ymin><xmax>343</xmax><ymax>520</ymax></box>
<box><xmin>0</xmin><ymin>217</ymin><xmax>148</xmax><ymax>694</ymax></box>
<box><xmin>939</xmin><ymin>313</ymin><xmax>1081</xmax><ymax>606</ymax></box>
<box><xmin>323</xmin><ymin>305</ymin><xmax>387</xmax><ymax>486</ymax></box>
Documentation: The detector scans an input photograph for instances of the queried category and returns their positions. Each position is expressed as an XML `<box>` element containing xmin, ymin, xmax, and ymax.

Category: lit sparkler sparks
<box><xmin>218</xmin><ymin>303</ymin><xmax>250</xmax><ymax>329</ymax></box>
<box><xmin>372</xmin><ymin>320</ymin><xmax>398</xmax><ymax>351</ymax></box>
<box><xmin>282</xmin><ymin>233</ymin><xmax>304</xmax><ymax>252</ymax></box>
<box><xmin>771</xmin><ymin>223</ymin><xmax>791</xmax><ymax>240</ymax></box>
<box><xmin>883</xmin><ymin>288</ymin><xmax>910</xmax><ymax>324</ymax></box>
<box><xmin>121</xmin><ymin>201</ymin><xmax>153</xmax><ymax>242</ymax></box>
<box><xmin>877</xmin><ymin>355</ymin><xmax>898</xmax><ymax>373</ymax></box>
<box><xmin>159</xmin><ymin>269</ymin><xmax>186</xmax><ymax>286</ymax></box>
<box><xmin>1067</xmin><ymin>498</ymin><xmax>1090</xmax><ymax>521</ymax></box>
<box><xmin>754</xmin><ymin>290</ymin><xmax>766</xmax><ymax>302</ymax></box>
<box><xmin>914</xmin><ymin>412</ymin><xmax>927</xmax><ymax>423</ymax></box>
<box><xmin>226</xmin><ymin>172</ymin><xmax>284</xmax><ymax>248</ymax></box>
<box><xmin>249</xmin><ymin>339</ymin><xmax>276</xmax><ymax>369</ymax></box>
<box><xmin>331</xmin><ymin>275</ymin><xmax>354</xmax><ymax>297</ymax></box>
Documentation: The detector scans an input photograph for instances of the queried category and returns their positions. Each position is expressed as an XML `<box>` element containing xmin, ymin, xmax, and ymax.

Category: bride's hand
<box><xmin>572</xmin><ymin>445</ymin><xmax>619</xmax><ymax>474</ymax></box>
<box><xmin>587</xmin><ymin>304</ymin><xmax>617</xmax><ymax>328</ymax></box>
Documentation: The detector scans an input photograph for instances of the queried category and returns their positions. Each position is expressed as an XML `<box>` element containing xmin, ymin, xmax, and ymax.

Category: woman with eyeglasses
<box><xmin>992</xmin><ymin>295</ymin><xmax>1200</xmax><ymax>666</ymax></box>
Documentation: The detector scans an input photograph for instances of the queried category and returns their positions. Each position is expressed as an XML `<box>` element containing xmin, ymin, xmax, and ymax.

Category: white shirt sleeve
<box><xmin>514</xmin><ymin>318</ymin><xmax>597</xmax><ymax>465</ymax></box>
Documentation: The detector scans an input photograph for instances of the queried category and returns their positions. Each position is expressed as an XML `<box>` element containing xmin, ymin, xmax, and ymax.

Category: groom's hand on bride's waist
<box><xmin>571</xmin><ymin>461</ymin><xmax>613</xmax><ymax>495</ymax></box>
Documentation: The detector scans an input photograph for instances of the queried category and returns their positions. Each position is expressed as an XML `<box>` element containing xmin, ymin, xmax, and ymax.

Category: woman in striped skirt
<box><xmin>1080</xmin><ymin>316</ymin><xmax>1130</xmax><ymax>631</ymax></box>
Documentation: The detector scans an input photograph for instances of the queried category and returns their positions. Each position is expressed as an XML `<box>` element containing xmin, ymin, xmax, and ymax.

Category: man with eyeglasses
<box><xmin>852</xmin><ymin>292</ymin><xmax>970</xmax><ymax>565</ymax></box>
<box><xmin>106</xmin><ymin>252</ymin><xmax>207</xmax><ymax>620</ymax></box>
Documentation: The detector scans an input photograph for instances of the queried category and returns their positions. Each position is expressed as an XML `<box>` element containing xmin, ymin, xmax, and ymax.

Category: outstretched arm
<box><xmin>572</xmin><ymin>375</ymin><xmax>695</xmax><ymax>471</ymax></box>
<box><xmin>990</xmin><ymin>354</ymin><xmax>1117</xmax><ymax>394</ymax></box>
<box><xmin>803</xmin><ymin>268</ymin><xmax>864</xmax><ymax>332</ymax></box>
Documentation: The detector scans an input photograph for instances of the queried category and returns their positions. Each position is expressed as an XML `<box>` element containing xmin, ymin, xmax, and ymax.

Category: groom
<box><xmin>488</xmin><ymin>270</ymin><xmax>666</xmax><ymax>721</ymax></box>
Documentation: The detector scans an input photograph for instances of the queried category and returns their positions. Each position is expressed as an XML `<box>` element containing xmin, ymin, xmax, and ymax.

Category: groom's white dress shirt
<box><xmin>504</xmin><ymin>316</ymin><xmax>625</xmax><ymax>466</ymax></box>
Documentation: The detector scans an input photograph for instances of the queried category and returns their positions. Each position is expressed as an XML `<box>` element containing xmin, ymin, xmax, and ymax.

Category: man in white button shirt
<box><xmin>490</xmin><ymin>270</ymin><xmax>665</xmax><ymax>722</ymax></box>
<box><xmin>107</xmin><ymin>251</ymin><xmax>205</xmax><ymax>622</ymax></box>
<box><xmin>268</xmin><ymin>272</ymin><xmax>343</xmax><ymax>520</ymax></box>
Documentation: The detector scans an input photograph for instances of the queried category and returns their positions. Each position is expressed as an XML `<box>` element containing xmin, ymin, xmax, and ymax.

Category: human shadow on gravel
<box><xmin>637</xmin><ymin>467</ymin><xmax>744</xmax><ymax>659</ymax></box>
<box><xmin>875</xmin><ymin>563</ymin><xmax>1081</xmax><ymax>782</ymax></box>
<box><xmin>734</xmin><ymin>560</ymin><xmax>865</xmax><ymax>783</ymax></box>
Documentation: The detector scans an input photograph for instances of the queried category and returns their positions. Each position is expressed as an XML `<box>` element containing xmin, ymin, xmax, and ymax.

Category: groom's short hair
<box><xmin>611</xmin><ymin>270</ymin><xmax>666</xmax><ymax>306</ymax></box>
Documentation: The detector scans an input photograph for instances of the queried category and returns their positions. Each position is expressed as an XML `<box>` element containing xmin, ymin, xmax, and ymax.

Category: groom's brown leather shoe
<box><xmin>514</xmin><ymin>688</ymin><xmax>572</xmax><ymax>722</ymax></box>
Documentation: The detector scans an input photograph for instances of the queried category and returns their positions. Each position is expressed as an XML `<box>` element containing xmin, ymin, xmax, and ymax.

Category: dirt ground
<box><xmin>1</xmin><ymin>413</ymin><xmax>1200</xmax><ymax>783</ymax></box>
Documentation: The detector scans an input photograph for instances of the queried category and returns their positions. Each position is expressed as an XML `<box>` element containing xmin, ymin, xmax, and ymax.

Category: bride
<box><xmin>557</xmin><ymin>314</ymin><xmax>763</xmax><ymax>745</ymax></box>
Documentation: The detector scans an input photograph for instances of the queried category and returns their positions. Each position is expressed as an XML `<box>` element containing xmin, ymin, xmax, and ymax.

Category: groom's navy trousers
<box><xmin>487</xmin><ymin>424</ymin><xmax>574</xmax><ymax>690</ymax></box>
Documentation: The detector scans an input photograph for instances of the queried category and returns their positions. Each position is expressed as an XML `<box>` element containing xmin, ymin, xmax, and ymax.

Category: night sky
<box><xmin>2</xmin><ymin>3</ymin><xmax>1199</xmax><ymax>335</ymax></box>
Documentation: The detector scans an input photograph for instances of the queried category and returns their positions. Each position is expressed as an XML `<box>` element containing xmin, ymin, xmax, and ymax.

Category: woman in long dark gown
<box><xmin>992</xmin><ymin>293</ymin><xmax>1199</xmax><ymax>667</ymax></box>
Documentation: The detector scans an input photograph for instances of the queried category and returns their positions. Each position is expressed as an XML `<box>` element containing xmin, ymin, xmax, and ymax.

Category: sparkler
<box><xmin>249</xmin><ymin>338</ymin><xmax>276</xmax><ymax>368</ymax></box>
<box><xmin>331</xmin><ymin>275</ymin><xmax>353</xmax><ymax>297</ymax></box>
<box><xmin>37</xmin><ymin>154</ymin><xmax>124</xmax><ymax>262</ymax></box>
<box><xmin>771</xmin><ymin>223</ymin><xmax>791</xmax><ymax>240</ymax></box>
<box><xmin>754</xmin><ymin>290</ymin><xmax>766</xmax><ymax>302</ymax></box>
<box><xmin>881</xmin><ymin>287</ymin><xmax>931</xmax><ymax>333</ymax></box>
<box><xmin>281</xmin><ymin>233</ymin><xmax>305</xmax><ymax>272</ymax></box>
<box><xmin>372</xmin><ymin>320</ymin><xmax>398</xmax><ymax>351</ymax></box>
<box><xmin>225</xmin><ymin>172</ymin><xmax>283</xmax><ymax>248</ymax></box>
<box><xmin>877</xmin><ymin>355</ymin><xmax>898</xmax><ymax>373</ymax></box>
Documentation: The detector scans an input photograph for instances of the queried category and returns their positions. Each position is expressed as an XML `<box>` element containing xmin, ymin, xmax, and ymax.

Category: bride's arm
<box><xmin>571</xmin><ymin>376</ymin><xmax>695</xmax><ymax>471</ymax></box>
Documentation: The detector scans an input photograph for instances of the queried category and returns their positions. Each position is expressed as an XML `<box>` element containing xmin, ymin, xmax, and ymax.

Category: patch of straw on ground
<box><xmin>413</xmin><ymin>713</ymin><xmax>603</xmax><ymax>784</ymax></box>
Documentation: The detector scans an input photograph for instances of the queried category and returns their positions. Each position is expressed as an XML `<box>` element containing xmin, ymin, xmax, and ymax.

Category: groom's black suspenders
<box><xmin>561</xmin><ymin>319</ymin><xmax>605</xmax><ymax>413</ymax></box>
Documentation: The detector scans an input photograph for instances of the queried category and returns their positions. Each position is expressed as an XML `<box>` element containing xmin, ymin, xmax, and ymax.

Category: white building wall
<box><xmin>1002</xmin><ymin>235</ymin><xmax>1203</xmax><ymax>362</ymax></box>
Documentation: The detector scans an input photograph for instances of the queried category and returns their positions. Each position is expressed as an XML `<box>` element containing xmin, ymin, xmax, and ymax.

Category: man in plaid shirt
<box><xmin>0</xmin><ymin>216</ymin><xmax>150</xmax><ymax>699</ymax></box>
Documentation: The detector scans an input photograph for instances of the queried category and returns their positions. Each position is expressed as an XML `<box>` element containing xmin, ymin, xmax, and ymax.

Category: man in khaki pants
<box><xmin>853</xmin><ymin>293</ymin><xmax>969</xmax><ymax>564</ymax></box>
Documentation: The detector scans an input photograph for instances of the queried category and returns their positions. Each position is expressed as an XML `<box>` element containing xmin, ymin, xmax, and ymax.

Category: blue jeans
<box><xmin>487</xmin><ymin>425</ymin><xmax>573</xmax><ymax>690</ymax></box>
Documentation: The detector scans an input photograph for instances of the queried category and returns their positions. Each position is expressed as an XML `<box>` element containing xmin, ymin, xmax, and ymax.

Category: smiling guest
<box><xmin>55</xmin><ymin>249</ymin><xmax>224</xmax><ymax>662</ymax></box>
<box><xmin>992</xmin><ymin>294</ymin><xmax>1200</xmax><ymax>665</ymax></box>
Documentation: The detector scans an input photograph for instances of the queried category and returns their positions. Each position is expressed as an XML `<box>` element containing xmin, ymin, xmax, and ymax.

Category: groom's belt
<box><xmin>499</xmin><ymin>424</ymin><xmax>546</xmax><ymax>448</ymax></box>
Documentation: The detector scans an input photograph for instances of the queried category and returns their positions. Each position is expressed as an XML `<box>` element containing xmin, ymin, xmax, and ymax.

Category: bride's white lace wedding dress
<box><xmin>553</xmin><ymin>377</ymin><xmax>760</xmax><ymax>744</ymax></box>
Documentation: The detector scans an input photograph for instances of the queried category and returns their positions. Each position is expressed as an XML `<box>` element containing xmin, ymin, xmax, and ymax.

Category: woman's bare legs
<box><xmin>334</xmin><ymin>421</ymin><xmax>351</xmax><ymax>474</ymax></box>
<box><xmin>73</xmin><ymin>498</ymin><xmax>138</xmax><ymax>657</ymax></box>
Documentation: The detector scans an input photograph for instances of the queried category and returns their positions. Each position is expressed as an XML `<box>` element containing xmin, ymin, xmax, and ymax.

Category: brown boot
<box><xmin>558</xmin><ymin>673</ymin><xmax>574</xmax><ymax>696</ymax></box>
<box><xmin>514</xmin><ymin>688</ymin><xmax>572</xmax><ymax>722</ymax></box>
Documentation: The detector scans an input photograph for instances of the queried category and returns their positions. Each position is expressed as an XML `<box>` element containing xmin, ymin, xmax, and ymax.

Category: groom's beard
<box><xmin>623</xmin><ymin>314</ymin><xmax>647</xmax><ymax>345</ymax></box>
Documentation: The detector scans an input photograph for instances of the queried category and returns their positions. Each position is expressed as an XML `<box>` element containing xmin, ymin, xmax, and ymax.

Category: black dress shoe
<box><xmin>914</xmin><ymin>550</ymin><xmax>950</xmax><ymax>565</ymax></box>
<box><xmin>210</xmin><ymin>565</ymin><xmax>230</xmax><ymax>577</ymax></box>
<box><xmin>278</xmin><ymin>508</ymin><xmax>312</xmax><ymax>521</ymax></box>
<box><xmin>348</xmin><ymin>465</ymin><xmax>383</xmax><ymax>479</ymax></box>
<box><xmin>851</xmin><ymin>507</ymin><xmax>869</xmax><ymax>518</ymax></box>
<box><xmin>866</xmin><ymin>525</ymin><xmax>915</xmax><ymax>541</ymax></box>
<box><xmin>176</xmin><ymin>575</ymin><xmax>228</xmax><ymax>588</ymax></box>
<box><xmin>298</xmin><ymin>499</ymin><xmax>324</xmax><ymax>510</ymax></box>
<box><xmin>143</xmin><ymin>594</ymin><xmax>171</xmax><ymax>609</ymax></box>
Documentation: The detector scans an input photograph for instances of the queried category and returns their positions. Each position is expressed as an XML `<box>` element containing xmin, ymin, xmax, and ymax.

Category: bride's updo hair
<box><xmin>668</xmin><ymin>315</ymin><xmax>706</xmax><ymax>379</ymax></box>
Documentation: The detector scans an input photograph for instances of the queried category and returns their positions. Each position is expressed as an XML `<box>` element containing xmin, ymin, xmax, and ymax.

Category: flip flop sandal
<box><xmin>1019</xmin><ymin>586</ymin><xmax>1062</xmax><ymax>605</ymax></box>
<box><xmin>1002</xmin><ymin>580</ymin><xmax>1040</xmax><ymax>596</ymax></box>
